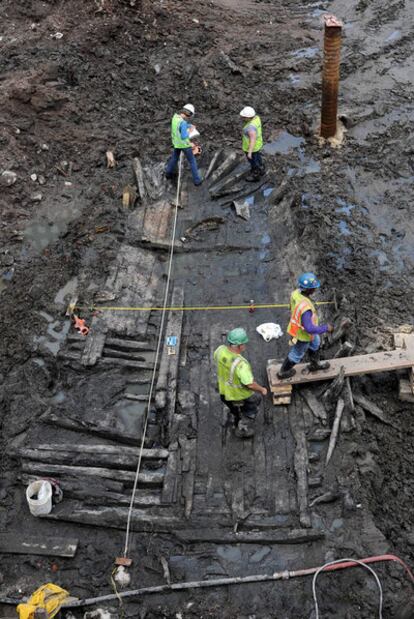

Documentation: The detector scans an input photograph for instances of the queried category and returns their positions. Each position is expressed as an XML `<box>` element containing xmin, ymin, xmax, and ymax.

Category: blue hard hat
<box><xmin>297</xmin><ymin>272</ymin><xmax>320</xmax><ymax>290</ymax></box>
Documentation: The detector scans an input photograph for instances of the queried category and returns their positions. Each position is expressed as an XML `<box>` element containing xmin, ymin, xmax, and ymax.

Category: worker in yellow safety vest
<box><xmin>165</xmin><ymin>103</ymin><xmax>203</xmax><ymax>186</ymax></box>
<box><xmin>214</xmin><ymin>327</ymin><xmax>267</xmax><ymax>438</ymax></box>
<box><xmin>278</xmin><ymin>272</ymin><xmax>334</xmax><ymax>379</ymax></box>
<box><xmin>240</xmin><ymin>106</ymin><xmax>265</xmax><ymax>182</ymax></box>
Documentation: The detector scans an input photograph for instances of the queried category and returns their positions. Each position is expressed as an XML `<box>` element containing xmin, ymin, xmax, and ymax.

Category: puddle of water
<box><xmin>302</xmin><ymin>158</ymin><xmax>321</xmax><ymax>175</ymax></box>
<box><xmin>385</xmin><ymin>30</ymin><xmax>401</xmax><ymax>43</ymax></box>
<box><xmin>335</xmin><ymin>197</ymin><xmax>356</xmax><ymax>215</ymax></box>
<box><xmin>369</xmin><ymin>249</ymin><xmax>389</xmax><ymax>267</ymax></box>
<box><xmin>33</xmin><ymin>319</ymin><xmax>71</xmax><ymax>355</ymax></box>
<box><xmin>217</xmin><ymin>546</ymin><xmax>242</xmax><ymax>563</ymax></box>
<box><xmin>338</xmin><ymin>220</ymin><xmax>351</xmax><ymax>236</ymax></box>
<box><xmin>263</xmin><ymin>187</ymin><xmax>274</xmax><ymax>198</ymax></box>
<box><xmin>245</xmin><ymin>195</ymin><xmax>255</xmax><ymax>206</ymax></box>
<box><xmin>54</xmin><ymin>277</ymin><xmax>78</xmax><ymax>306</ymax></box>
<box><xmin>2</xmin><ymin>267</ymin><xmax>15</xmax><ymax>281</ymax></box>
<box><xmin>23</xmin><ymin>199</ymin><xmax>82</xmax><ymax>253</ymax></box>
<box><xmin>301</xmin><ymin>193</ymin><xmax>322</xmax><ymax>209</ymax></box>
<box><xmin>51</xmin><ymin>390</ymin><xmax>66</xmax><ymax>404</ymax></box>
<box><xmin>39</xmin><ymin>311</ymin><xmax>54</xmax><ymax>323</ymax></box>
<box><xmin>291</xmin><ymin>47</ymin><xmax>319</xmax><ymax>59</ymax></box>
<box><xmin>260</xmin><ymin>233</ymin><xmax>271</xmax><ymax>245</ymax></box>
<box><xmin>125</xmin><ymin>382</ymin><xmax>150</xmax><ymax>396</ymax></box>
<box><xmin>288</xmin><ymin>74</ymin><xmax>302</xmax><ymax>87</ymax></box>
<box><xmin>263</xmin><ymin>131</ymin><xmax>305</xmax><ymax>155</ymax></box>
<box><xmin>115</xmin><ymin>399</ymin><xmax>146</xmax><ymax>435</ymax></box>
<box><xmin>33</xmin><ymin>357</ymin><xmax>46</xmax><ymax>367</ymax></box>
<box><xmin>311</xmin><ymin>8</ymin><xmax>327</xmax><ymax>17</ymax></box>
<box><xmin>327</xmin><ymin>246</ymin><xmax>352</xmax><ymax>270</ymax></box>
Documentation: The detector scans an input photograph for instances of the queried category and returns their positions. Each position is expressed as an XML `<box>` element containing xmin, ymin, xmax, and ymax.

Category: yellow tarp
<box><xmin>17</xmin><ymin>583</ymin><xmax>69</xmax><ymax>619</ymax></box>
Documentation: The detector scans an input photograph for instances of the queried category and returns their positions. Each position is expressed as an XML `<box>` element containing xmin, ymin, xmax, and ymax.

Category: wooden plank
<box><xmin>40</xmin><ymin>411</ymin><xmax>145</xmax><ymax>446</ymax></box>
<box><xmin>268</xmin><ymin>348</ymin><xmax>414</xmax><ymax>388</ymax></box>
<box><xmin>15</xmin><ymin>447</ymin><xmax>168</xmax><ymax>470</ymax></box>
<box><xmin>0</xmin><ymin>534</ymin><xmax>78</xmax><ymax>558</ymax></box>
<box><xmin>105</xmin><ymin>338</ymin><xmax>153</xmax><ymax>351</ymax></box>
<box><xmin>28</xmin><ymin>445</ymin><xmax>168</xmax><ymax>460</ymax></box>
<box><xmin>399</xmin><ymin>379</ymin><xmax>414</xmax><ymax>403</ymax></box>
<box><xmin>289</xmin><ymin>397</ymin><xmax>310</xmax><ymax>528</ymax></box>
<box><xmin>21</xmin><ymin>461</ymin><xmax>164</xmax><ymax>486</ymax></box>
<box><xmin>81</xmin><ymin>327</ymin><xmax>106</xmax><ymax>367</ymax></box>
<box><xmin>300</xmin><ymin>389</ymin><xmax>327</xmax><ymax>424</ymax></box>
<box><xmin>174</xmin><ymin>528</ymin><xmax>325</xmax><ymax>544</ymax></box>
<box><xmin>161</xmin><ymin>447</ymin><xmax>179</xmax><ymax>504</ymax></box>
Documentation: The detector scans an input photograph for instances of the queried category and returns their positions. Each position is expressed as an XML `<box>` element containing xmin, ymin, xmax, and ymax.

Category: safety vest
<box><xmin>214</xmin><ymin>345</ymin><xmax>253</xmax><ymax>401</ymax></box>
<box><xmin>287</xmin><ymin>289</ymin><xmax>319</xmax><ymax>342</ymax></box>
<box><xmin>242</xmin><ymin>115</ymin><xmax>263</xmax><ymax>153</ymax></box>
<box><xmin>171</xmin><ymin>113</ymin><xmax>191</xmax><ymax>149</ymax></box>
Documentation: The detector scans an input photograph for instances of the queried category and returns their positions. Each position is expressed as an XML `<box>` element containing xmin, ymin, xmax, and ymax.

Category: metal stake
<box><xmin>320</xmin><ymin>15</ymin><xmax>343</xmax><ymax>139</ymax></box>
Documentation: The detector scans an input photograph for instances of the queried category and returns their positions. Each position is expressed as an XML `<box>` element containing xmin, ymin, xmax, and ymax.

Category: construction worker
<box><xmin>240</xmin><ymin>106</ymin><xmax>265</xmax><ymax>182</ymax></box>
<box><xmin>165</xmin><ymin>103</ymin><xmax>202</xmax><ymax>186</ymax></box>
<box><xmin>278</xmin><ymin>272</ymin><xmax>334</xmax><ymax>379</ymax></box>
<box><xmin>214</xmin><ymin>327</ymin><xmax>267</xmax><ymax>438</ymax></box>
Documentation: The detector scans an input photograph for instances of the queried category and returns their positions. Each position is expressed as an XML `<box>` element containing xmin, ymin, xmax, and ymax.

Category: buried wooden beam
<box><xmin>14</xmin><ymin>447</ymin><xmax>168</xmax><ymax>470</ymax></box>
<box><xmin>267</xmin><ymin>348</ymin><xmax>414</xmax><ymax>388</ymax></box>
<box><xmin>173</xmin><ymin>528</ymin><xmax>325</xmax><ymax>544</ymax></box>
<box><xmin>0</xmin><ymin>534</ymin><xmax>78</xmax><ymax>558</ymax></box>
<box><xmin>21</xmin><ymin>461</ymin><xmax>164</xmax><ymax>486</ymax></box>
<box><xmin>40</xmin><ymin>411</ymin><xmax>145</xmax><ymax>446</ymax></box>
<box><xmin>208</xmin><ymin>151</ymin><xmax>240</xmax><ymax>187</ymax></box>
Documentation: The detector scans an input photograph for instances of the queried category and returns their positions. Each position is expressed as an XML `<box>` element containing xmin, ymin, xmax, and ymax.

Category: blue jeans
<box><xmin>166</xmin><ymin>147</ymin><xmax>202</xmax><ymax>184</ymax></box>
<box><xmin>288</xmin><ymin>335</ymin><xmax>321</xmax><ymax>364</ymax></box>
<box><xmin>246</xmin><ymin>151</ymin><xmax>264</xmax><ymax>174</ymax></box>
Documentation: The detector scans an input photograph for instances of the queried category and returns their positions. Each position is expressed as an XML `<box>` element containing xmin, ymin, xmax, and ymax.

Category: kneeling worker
<box><xmin>278</xmin><ymin>272</ymin><xmax>334</xmax><ymax>379</ymax></box>
<box><xmin>214</xmin><ymin>328</ymin><xmax>267</xmax><ymax>438</ymax></box>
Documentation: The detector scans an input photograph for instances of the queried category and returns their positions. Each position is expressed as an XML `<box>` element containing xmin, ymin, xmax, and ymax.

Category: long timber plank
<box><xmin>174</xmin><ymin>528</ymin><xmax>324</xmax><ymax>544</ymax></box>
<box><xmin>268</xmin><ymin>349</ymin><xmax>414</xmax><ymax>389</ymax></box>
<box><xmin>0</xmin><ymin>535</ymin><xmax>78</xmax><ymax>558</ymax></box>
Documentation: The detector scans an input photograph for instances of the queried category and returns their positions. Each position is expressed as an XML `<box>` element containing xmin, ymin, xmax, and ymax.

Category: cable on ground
<box><xmin>122</xmin><ymin>152</ymin><xmax>183</xmax><ymax>560</ymax></box>
<box><xmin>312</xmin><ymin>558</ymin><xmax>383</xmax><ymax>619</ymax></box>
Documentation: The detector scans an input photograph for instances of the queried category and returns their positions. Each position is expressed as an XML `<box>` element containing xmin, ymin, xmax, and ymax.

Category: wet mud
<box><xmin>1</xmin><ymin>0</ymin><xmax>414</xmax><ymax>617</ymax></box>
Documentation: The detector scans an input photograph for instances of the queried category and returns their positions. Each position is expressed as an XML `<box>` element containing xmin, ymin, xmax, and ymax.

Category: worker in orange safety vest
<box><xmin>278</xmin><ymin>272</ymin><xmax>334</xmax><ymax>379</ymax></box>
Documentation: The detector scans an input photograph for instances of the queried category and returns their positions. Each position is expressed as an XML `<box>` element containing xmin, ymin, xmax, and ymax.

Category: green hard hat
<box><xmin>227</xmin><ymin>327</ymin><xmax>249</xmax><ymax>345</ymax></box>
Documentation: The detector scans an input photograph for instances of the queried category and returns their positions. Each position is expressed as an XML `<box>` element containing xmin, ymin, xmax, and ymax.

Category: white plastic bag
<box><xmin>256</xmin><ymin>322</ymin><xmax>283</xmax><ymax>342</ymax></box>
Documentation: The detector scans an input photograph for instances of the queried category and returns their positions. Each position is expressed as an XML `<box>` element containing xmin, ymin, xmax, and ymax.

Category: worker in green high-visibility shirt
<box><xmin>213</xmin><ymin>328</ymin><xmax>267</xmax><ymax>438</ymax></box>
<box><xmin>165</xmin><ymin>103</ymin><xmax>202</xmax><ymax>186</ymax></box>
<box><xmin>240</xmin><ymin>106</ymin><xmax>265</xmax><ymax>182</ymax></box>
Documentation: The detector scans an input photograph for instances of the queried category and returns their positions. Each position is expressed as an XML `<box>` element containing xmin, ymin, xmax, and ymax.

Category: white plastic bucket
<box><xmin>26</xmin><ymin>480</ymin><xmax>53</xmax><ymax>516</ymax></box>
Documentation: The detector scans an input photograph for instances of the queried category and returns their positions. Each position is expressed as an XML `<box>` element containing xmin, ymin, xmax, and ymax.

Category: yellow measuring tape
<box><xmin>75</xmin><ymin>301</ymin><xmax>334</xmax><ymax>312</ymax></box>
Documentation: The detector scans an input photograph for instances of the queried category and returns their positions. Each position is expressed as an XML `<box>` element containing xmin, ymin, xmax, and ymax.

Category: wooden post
<box><xmin>321</xmin><ymin>15</ymin><xmax>343</xmax><ymax>139</ymax></box>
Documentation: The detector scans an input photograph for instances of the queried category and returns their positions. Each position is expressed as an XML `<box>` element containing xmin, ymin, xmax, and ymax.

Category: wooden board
<box><xmin>267</xmin><ymin>348</ymin><xmax>414</xmax><ymax>389</ymax></box>
<box><xmin>0</xmin><ymin>534</ymin><xmax>78</xmax><ymax>558</ymax></box>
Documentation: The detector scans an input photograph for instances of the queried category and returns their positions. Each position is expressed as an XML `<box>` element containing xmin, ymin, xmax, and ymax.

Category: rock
<box><xmin>31</xmin><ymin>192</ymin><xmax>43</xmax><ymax>202</ymax></box>
<box><xmin>38</xmin><ymin>175</ymin><xmax>46</xmax><ymax>185</ymax></box>
<box><xmin>1</xmin><ymin>171</ymin><xmax>17</xmax><ymax>186</ymax></box>
<box><xmin>31</xmin><ymin>173</ymin><xmax>38</xmax><ymax>182</ymax></box>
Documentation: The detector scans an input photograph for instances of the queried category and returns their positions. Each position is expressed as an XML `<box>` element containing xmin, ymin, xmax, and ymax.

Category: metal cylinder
<box><xmin>320</xmin><ymin>15</ymin><xmax>343</xmax><ymax>139</ymax></box>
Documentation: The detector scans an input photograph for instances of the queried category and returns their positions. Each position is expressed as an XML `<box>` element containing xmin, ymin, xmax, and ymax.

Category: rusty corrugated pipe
<box><xmin>320</xmin><ymin>15</ymin><xmax>343</xmax><ymax>139</ymax></box>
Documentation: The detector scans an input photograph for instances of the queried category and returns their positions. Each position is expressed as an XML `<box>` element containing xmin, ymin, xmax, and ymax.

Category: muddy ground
<box><xmin>1</xmin><ymin>0</ymin><xmax>414</xmax><ymax>617</ymax></box>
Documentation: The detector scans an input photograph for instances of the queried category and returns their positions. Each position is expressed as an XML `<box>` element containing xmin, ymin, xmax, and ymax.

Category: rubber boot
<box><xmin>277</xmin><ymin>357</ymin><xmax>296</xmax><ymax>379</ymax></box>
<box><xmin>245</xmin><ymin>171</ymin><xmax>261</xmax><ymax>183</ymax></box>
<box><xmin>308</xmin><ymin>349</ymin><xmax>330</xmax><ymax>372</ymax></box>
<box><xmin>234</xmin><ymin>417</ymin><xmax>255</xmax><ymax>438</ymax></box>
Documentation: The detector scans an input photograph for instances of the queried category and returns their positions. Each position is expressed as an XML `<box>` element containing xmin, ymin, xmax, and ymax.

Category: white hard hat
<box><xmin>240</xmin><ymin>106</ymin><xmax>256</xmax><ymax>118</ymax></box>
<box><xmin>183</xmin><ymin>103</ymin><xmax>195</xmax><ymax>115</ymax></box>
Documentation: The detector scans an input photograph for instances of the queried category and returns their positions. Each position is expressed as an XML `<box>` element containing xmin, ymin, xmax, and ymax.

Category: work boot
<box><xmin>234</xmin><ymin>418</ymin><xmax>255</xmax><ymax>438</ymax></box>
<box><xmin>245</xmin><ymin>172</ymin><xmax>261</xmax><ymax>183</ymax></box>
<box><xmin>308</xmin><ymin>350</ymin><xmax>330</xmax><ymax>372</ymax></box>
<box><xmin>277</xmin><ymin>357</ymin><xmax>296</xmax><ymax>379</ymax></box>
